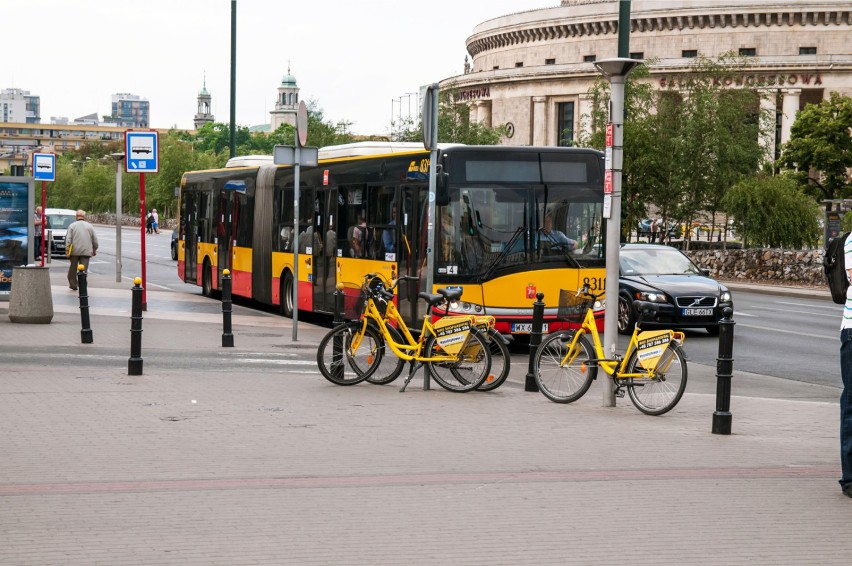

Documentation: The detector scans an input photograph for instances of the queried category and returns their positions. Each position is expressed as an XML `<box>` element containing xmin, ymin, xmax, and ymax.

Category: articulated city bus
<box><xmin>176</xmin><ymin>142</ymin><xmax>606</xmax><ymax>336</ymax></box>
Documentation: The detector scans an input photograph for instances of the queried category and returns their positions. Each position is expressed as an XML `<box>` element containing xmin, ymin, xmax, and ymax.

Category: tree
<box><xmin>778</xmin><ymin>91</ymin><xmax>852</xmax><ymax>205</ymax></box>
<box><xmin>722</xmin><ymin>173</ymin><xmax>820</xmax><ymax>248</ymax></box>
<box><xmin>391</xmin><ymin>89</ymin><xmax>505</xmax><ymax>145</ymax></box>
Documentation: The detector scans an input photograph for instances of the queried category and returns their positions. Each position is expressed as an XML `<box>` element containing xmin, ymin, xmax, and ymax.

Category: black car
<box><xmin>618</xmin><ymin>243</ymin><xmax>732</xmax><ymax>335</ymax></box>
<box><xmin>170</xmin><ymin>229</ymin><xmax>178</xmax><ymax>260</ymax></box>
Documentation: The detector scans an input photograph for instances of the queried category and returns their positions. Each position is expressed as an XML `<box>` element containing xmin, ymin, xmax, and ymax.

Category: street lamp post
<box><xmin>593</xmin><ymin>57</ymin><xmax>642</xmax><ymax>407</ymax></box>
<box><xmin>108</xmin><ymin>152</ymin><xmax>125</xmax><ymax>283</ymax></box>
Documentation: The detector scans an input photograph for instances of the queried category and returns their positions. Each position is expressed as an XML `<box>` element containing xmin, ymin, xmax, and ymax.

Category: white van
<box><xmin>44</xmin><ymin>208</ymin><xmax>77</xmax><ymax>257</ymax></box>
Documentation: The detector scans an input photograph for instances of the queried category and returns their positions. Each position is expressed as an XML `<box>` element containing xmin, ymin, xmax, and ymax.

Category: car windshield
<box><xmin>620</xmin><ymin>247</ymin><xmax>702</xmax><ymax>276</ymax></box>
<box><xmin>47</xmin><ymin>215</ymin><xmax>75</xmax><ymax>229</ymax></box>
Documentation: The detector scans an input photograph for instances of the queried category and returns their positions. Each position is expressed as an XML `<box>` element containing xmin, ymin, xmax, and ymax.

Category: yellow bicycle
<box><xmin>534</xmin><ymin>283</ymin><xmax>687</xmax><ymax>415</ymax></box>
<box><xmin>317</xmin><ymin>274</ymin><xmax>493</xmax><ymax>392</ymax></box>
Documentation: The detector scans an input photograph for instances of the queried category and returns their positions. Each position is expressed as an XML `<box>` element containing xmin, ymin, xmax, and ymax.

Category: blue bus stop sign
<box><xmin>125</xmin><ymin>131</ymin><xmax>159</xmax><ymax>173</ymax></box>
<box><xmin>33</xmin><ymin>153</ymin><xmax>55</xmax><ymax>182</ymax></box>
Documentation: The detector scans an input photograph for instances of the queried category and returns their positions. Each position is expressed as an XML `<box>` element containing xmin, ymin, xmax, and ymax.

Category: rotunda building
<box><xmin>443</xmin><ymin>0</ymin><xmax>852</xmax><ymax>157</ymax></box>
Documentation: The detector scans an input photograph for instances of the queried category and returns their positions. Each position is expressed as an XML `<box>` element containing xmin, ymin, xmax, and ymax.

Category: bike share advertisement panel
<box><xmin>0</xmin><ymin>177</ymin><xmax>34</xmax><ymax>299</ymax></box>
<box><xmin>635</xmin><ymin>330</ymin><xmax>674</xmax><ymax>370</ymax></box>
<box><xmin>433</xmin><ymin>317</ymin><xmax>473</xmax><ymax>355</ymax></box>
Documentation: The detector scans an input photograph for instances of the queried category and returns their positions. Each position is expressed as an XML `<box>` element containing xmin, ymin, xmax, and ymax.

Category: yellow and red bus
<box><xmin>176</xmin><ymin>142</ymin><xmax>606</xmax><ymax>336</ymax></box>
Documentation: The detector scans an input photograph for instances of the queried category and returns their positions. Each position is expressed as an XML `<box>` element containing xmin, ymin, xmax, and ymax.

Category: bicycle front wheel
<box><xmin>625</xmin><ymin>343</ymin><xmax>687</xmax><ymax>416</ymax></box>
<box><xmin>476</xmin><ymin>328</ymin><xmax>511</xmax><ymax>392</ymax></box>
<box><xmin>534</xmin><ymin>331</ymin><xmax>597</xmax><ymax>403</ymax></box>
<box><xmin>425</xmin><ymin>329</ymin><xmax>491</xmax><ymax>392</ymax></box>
<box><xmin>316</xmin><ymin>321</ymin><xmax>380</xmax><ymax>386</ymax></box>
<box><xmin>365</xmin><ymin>323</ymin><xmax>407</xmax><ymax>385</ymax></box>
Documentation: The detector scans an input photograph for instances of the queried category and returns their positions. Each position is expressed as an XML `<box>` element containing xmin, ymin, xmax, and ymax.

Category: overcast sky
<box><xmin>2</xmin><ymin>1</ymin><xmax>548</xmax><ymax>136</ymax></box>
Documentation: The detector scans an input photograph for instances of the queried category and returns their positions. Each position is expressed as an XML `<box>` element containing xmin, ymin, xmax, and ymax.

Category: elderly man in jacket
<box><xmin>65</xmin><ymin>210</ymin><xmax>98</xmax><ymax>291</ymax></box>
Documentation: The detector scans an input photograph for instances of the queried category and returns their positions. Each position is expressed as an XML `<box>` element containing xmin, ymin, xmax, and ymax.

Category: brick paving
<box><xmin>0</xmin><ymin>268</ymin><xmax>848</xmax><ymax>565</ymax></box>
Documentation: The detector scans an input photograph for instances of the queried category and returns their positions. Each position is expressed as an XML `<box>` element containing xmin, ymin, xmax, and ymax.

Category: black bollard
<box><xmin>128</xmin><ymin>277</ymin><xmax>144</xmax><ymax>376</ymax></box>
<box><xmin>331</xmin><ymin>283</ymin><xmax>345</xmax><ymax>383</ymax></box>
<box><xmin>712</xmin><ymin>307</ymin><xmax>735</xmax><ymax>435</ymax></box>
<box><xmin>525</xmin><ymin>292</ymin><xmax>545</xmax><ymax>392</ymax></box>
<box><xmin>77</xmin><ymin>264</ymin><xmax>93</xmax><ymax>344</ymax></box>
<box><xmin>221</xmin><ymin>269</ymin><xmax>234</xmax><ymax>347</ymax></box>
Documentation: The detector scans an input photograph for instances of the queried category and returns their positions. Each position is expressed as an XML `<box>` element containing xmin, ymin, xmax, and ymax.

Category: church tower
<box><xmin>194</xmin><ymin>74</ymin><xmax>214</xmax><ymax>129</ymax></box>
<box><xmin>269</xmin><ymin>65</ymin><xmax>299</xmax><ymax>131</ymax></box>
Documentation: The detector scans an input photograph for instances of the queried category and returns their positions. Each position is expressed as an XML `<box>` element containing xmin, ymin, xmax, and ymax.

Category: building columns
<box><xmin>472</xmin><ymin>101</ymin><xmax>492</xmax><ymax>127</ymax></box>
<box><xmin>758</xmin><ymin>90</ymin><xmax>777</xmax><ymax>165</ymax></box>
<box><xmin>532</xmin><ymin>96</ymin><xmax>547</xmax><ymax>146</ymax></box>
<box><xmin>780</xmin><ymin>88</ymin><xmax>801</xmax><ymax>146</ymax></box>
<box><xmin>578</xmin><ymin>93</ymin><xmax>594</xmax><ymax>141</ymax></box>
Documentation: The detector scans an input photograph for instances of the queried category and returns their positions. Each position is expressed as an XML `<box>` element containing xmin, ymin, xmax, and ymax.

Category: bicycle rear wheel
<box><xmin>424</xmin><ymin>329</ymin><xmax>491</xmax><ymax>392</ymax></box>
<box><xmin>624</xmin><ymin>343</ymin><xmax>687</xmax><ymax>416</ymax></box>
<box><xmin>476</xmin><ymin>328</ymin><xmax>511</xmax><ymax>392</ymax></box>
<box><xmin>365</xmin><ymin>323</ymin><xmax>407</xmax><ymax>385</ymax></box>
<box><xmin>316</xmin><ymin>321</ymin><xmax>380</xmax><ymax>386</ymax></box>
<box><xmin>534</xmin><ymin>331</ymin><xmax>597</xmax><ymax>403</ymax></box>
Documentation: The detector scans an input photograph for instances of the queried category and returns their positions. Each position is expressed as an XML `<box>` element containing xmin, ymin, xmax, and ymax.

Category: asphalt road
<box><xmin>84</xmin><ymin>225</ymin><xmax>843</xmax><ymax>393</ymax></box>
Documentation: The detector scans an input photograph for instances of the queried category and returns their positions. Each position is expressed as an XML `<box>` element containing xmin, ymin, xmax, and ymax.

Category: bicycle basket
<box><xmin>557</xmin><ymin>289</ymin><xmax>593</xmax><ymax>323</ymax></box>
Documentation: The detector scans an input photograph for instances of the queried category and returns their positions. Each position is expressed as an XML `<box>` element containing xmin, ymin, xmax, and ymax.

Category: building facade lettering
<box><xmin>660</xmin><ymin>73</ymin><xmax>824</xmax><ymax>89</ymax></box>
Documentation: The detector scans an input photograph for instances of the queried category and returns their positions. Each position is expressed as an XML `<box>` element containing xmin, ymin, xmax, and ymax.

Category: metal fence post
<box><xmin>77</xmin><ymin>264</ymin><xmax>93</xmax><ymax>344</ymax></box>
<box><xmin>712</xmin><ymin>307</ymin><xmax>735</xmax><ymax>435</ymax></box>
<box><xmin>221</xmin><ymin>269</ymin><xmax>234</xmax><ymax>347</ymax></box>
<box><xmin>525</xmin><ymin>292</ymin><xmax>545</xmax><ymax>392</ymax></box>
<box><xmin>128</xmin><ymin>277</ymin><xmax>144</xmax><ymax>376</ymax></box>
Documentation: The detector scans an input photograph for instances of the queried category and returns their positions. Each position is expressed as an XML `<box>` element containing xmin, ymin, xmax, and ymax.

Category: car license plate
<box><xmin>682</xmin><ymin>308</ymin><xmax>713</xmax><ymax>316</ymax></box>
<box><xmin>511</xmin><ymin>323</ymin><xmax>548</xmax><ymax>333</ymax></box>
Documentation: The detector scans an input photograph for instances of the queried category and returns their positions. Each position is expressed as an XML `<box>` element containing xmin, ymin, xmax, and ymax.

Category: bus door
<box><xmin>217</xmin><ymin>188</ymin><xmax>237</xmax><ymax>276</ymax></box>
<box><xmin>182</xmin><ymin>190</ymin><xmax>199</xmax><ymax>284</ymax></box>
<box><xmin>397</xmin><ymin>185</ymin><xmax>428</xmax><ymax>327</ymax></box>
<box><xmin>315</xmin><ymin>188</ymin><xmax>338</xmax><ymax>313</ymax></box>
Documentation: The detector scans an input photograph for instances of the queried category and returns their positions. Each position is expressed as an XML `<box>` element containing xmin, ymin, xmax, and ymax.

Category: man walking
<box><xmin>65</xmin><ymin>210</ymin><xmax>98</xmax><ymax>291</ymax></box>
<box><xmin>841</xmin><ymin>231</ymin><xmax>852</xmax><ymax>498</ymax></box>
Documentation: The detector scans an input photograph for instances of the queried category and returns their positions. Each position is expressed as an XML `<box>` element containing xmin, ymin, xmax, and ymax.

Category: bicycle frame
<box><xmin>353</xmin><ymin>287</ymin><xmax>481</xmax><ymax>365</ymax></box>
<box><xmin>560</xmin><ymin>299</ymin><xmax>684</xmax><ymax>381</ymax></box>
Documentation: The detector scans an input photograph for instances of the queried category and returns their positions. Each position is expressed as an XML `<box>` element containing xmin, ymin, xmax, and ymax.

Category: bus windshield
<box><xmin>437</xmin><ymin>184</ymin><xmax>604</xmax><ymax>280</ymax></box>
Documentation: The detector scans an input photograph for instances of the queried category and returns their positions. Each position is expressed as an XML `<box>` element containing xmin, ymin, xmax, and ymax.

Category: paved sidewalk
<box><xmin>0</xmin><ymin>267</ymin><xmax>848</xmax><ymax>565</ymax></box>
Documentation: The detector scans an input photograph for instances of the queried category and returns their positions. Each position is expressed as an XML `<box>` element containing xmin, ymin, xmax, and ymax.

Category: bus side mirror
<box><xmin>436</xmin><ymin>167</ymin><xmax>449</xmax><ymax>206</ymax></box>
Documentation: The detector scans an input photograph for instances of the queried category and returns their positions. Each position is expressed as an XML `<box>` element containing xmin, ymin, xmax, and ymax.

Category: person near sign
<box><xmin>65</xmin><ymin>210</ymin><xmax>98</xmax><ymax>291</ymax></box>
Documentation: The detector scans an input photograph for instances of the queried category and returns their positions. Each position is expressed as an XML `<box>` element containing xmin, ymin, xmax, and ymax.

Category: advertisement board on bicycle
<box><xmin>635</xmin><ymin>330</ymin><xmax>673</xmax><ymax>370</ymax></box>
<box><xmin>433</xmin><ymin>318</ymin><xmax>473</xmax><ymax>354</ymax></box>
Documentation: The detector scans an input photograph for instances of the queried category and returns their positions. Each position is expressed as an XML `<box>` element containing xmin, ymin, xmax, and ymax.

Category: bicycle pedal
<box><xmin>614</xmin><ymin>388</ymin><xmax>626</xmax><ymax>398</ymax></box>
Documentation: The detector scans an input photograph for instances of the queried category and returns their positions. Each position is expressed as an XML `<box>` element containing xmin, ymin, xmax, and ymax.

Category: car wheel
<box><xmin>617</xmin><ymin>295</ymin><xmax>635</xmax><ymax>335</ymax></box>
<box><xmin>705</xmin><ymin>325</ymin><xmax>720</xmax><ymax>336</ymax></box>
<box><xmin>171</xmin><ymin>242</ymin><xmax>178</xmax><ymax>261</ymax></box>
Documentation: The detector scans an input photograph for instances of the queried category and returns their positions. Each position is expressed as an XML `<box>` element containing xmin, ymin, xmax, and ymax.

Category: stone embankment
<box><xmin>685</xmin><ymin>248</ymin><xmax>825</xmax><ymax>287</ymax></box>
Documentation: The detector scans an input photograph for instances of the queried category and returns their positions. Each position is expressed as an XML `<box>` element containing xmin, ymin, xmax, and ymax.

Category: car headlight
<box><xmin>635</xmin><ymin>291</ymin><xmax>668</xmax><ymax>303</ymax></box>
<box><xmin>720</xmin><ymin>291</ymin><xmax>731</xmax><ymax>303</ymax></box>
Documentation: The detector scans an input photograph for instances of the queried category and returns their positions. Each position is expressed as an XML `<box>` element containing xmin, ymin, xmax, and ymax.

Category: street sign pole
<box><xmin>139</xmin><ymin>172</ymin><xmax>147</xmax><ymax>310</ymax></box>
<box><xmin>40</xmin><ymin>181</ymin><xmax>46</xmax><ymax>266</ymax></box>
<box><xmin>594</xmin><ymin>58</ymin><xmax>641</xmax><ymax>407</ymax></box>
<box><xmin>124</xmin><ymin>131</ymin><xmax>159</xmax><ymax>311</ymax></box>
<box><xmin>32</xmin><ymin>153</ymin><xmax>56</xmax><ymax>267</ymax></box>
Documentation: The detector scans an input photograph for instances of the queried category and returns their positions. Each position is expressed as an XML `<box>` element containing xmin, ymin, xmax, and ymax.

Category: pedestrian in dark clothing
<box><xmin>840</xmin><ymin>230</ymin><xmax>852</xmax><ymax>498</ymax></box>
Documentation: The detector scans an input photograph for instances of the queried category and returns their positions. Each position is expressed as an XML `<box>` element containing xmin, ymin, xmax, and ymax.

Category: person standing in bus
<box><xmin>382</xmin><ymin>206</ymin><xmax>397</xmax><ymax>254</ymax></box>
<box><xmin>351</xmin><ymin>213</ymin><xmax>368</xmax><ymax>258</ymax></box>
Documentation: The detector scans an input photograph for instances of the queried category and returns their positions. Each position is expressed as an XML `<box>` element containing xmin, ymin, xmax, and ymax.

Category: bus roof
<box><xmin>224</xmin><ymin>141</ymin><xmax>465</xmax><ymax>168</ymax></box>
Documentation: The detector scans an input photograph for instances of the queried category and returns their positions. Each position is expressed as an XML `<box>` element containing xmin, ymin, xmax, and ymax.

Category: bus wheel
<box><xmin>280</xmin><ymin>271</ymin><xmax>294</xmax><ymax>318</ymax></box>
<box><xmin>202</xmin><ymin>261</ymin><xmax>213</xmax><ymax>297</ymax></box>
